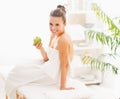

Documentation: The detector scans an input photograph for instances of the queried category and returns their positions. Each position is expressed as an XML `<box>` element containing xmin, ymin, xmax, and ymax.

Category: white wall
<box><xmin>94</xmin><ymin>0</ymin><xmax>120</xmax><ymax>18</ymax></box>
<box><xmin>0</xmin><ymin>0</ymin><xmax>61</xmax><ymax>65</ymax></box>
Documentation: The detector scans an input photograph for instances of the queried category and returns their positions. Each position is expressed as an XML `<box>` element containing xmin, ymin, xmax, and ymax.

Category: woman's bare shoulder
<box><xmin>58</xmin><ymin>34</ymin><xmax>68</xmax><ymax>42</ymax></box>
<box><xmin>58</xmin><ymin>33</ymin><xmax>72</xmax><ymax>46</ymax></box>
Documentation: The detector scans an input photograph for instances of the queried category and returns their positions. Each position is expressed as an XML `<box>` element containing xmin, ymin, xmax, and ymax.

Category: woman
<box><xmin>5</xmin><ymin>5</ymin><xmax>74</xmax><ymax>99</ymax></box>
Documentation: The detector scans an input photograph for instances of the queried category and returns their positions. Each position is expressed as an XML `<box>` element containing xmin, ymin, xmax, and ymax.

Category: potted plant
<box><xmin>82</xmin><ymin>3</ymin><xmax>120</xmax><ymax>75</ymax></box>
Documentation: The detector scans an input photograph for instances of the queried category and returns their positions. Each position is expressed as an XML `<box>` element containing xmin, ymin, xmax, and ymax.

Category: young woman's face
<box><xmin>49</xmin><ymin>16</ymin><xmax>66</xmax><ymax>36</ymax></box>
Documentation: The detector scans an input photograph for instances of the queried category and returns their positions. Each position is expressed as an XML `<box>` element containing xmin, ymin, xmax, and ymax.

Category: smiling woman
<box><xmin>5</xmin><ymin>4</ymin><xmax>79</xmax><ymax>99</ymax></box>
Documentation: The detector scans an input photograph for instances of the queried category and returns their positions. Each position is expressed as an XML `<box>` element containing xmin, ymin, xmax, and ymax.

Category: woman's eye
<box><xmin>56</xmin><ymin>24</ymin><xmax>59</xmax><ymax>26</ymax></box>
<box><xmin>49</xmin><ymin>23</ymin><xmax>53</xmax><ymax>26</ymax></box>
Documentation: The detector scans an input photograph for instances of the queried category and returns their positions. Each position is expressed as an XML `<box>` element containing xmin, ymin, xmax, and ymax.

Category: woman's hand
<box><xmin>33</xmin><ymin>42</ymin><xmax>43</xmax><ymax>50</ymax></box>
<box><xmin>33</xmin><ymin>42</ymin><xmax>49</xmax><ymax>62</ymax></box>
<box><xmin>60</xmin><ymin>87</ymin><xmax>75</xmax><ymax>90</ymax></box>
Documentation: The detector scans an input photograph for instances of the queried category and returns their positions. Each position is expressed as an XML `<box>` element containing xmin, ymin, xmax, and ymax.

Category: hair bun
<box><xmin>57</xmin><ymin>5</ymin><xmax>66</xmax><ymax>14</ymax></box>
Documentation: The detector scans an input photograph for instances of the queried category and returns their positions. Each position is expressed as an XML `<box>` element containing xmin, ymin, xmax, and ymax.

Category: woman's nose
<box><xmin>51</xmin><ymin>25</ymin><xmax>56</xmax><ymax>29</ymax></box>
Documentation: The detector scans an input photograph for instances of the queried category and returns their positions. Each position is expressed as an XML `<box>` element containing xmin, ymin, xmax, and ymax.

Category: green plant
<box><xmin>82</xmin><ymin>3</ymin><xmax>120</xmax><ymax>74</ymax></box>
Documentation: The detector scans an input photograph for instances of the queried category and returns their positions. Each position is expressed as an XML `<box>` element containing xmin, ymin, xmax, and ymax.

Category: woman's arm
<box><xmin>58</xmin><ymin>37</ymin><xmax>74</xmax><ymax>90</ymax></box>
<box><xmin>34</xmin><ymin>43</ymin><xmax>49</xmax><ymax>62</ymax></box>
<box><xmin>34</xmin><ymin>34</ymin><xmax>55</xmax><ymax>62</ymax></box>
<box><xmin>49</xmin><ymin>34</ymin><xmax>56</xmax><ymax>47</ymax></box>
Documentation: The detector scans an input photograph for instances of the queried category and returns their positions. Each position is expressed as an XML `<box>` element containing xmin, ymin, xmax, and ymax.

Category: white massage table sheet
<box><xmin>17</xmin><ymin>79</ymin><xmax>93</xmax><ymax>99</ymax></box>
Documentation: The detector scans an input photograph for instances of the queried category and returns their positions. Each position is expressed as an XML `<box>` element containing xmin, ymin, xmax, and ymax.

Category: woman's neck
<box><xmin>57</xmin><ymin>31</ymin><xmax>65</xmax><ymax>37</ymax></box>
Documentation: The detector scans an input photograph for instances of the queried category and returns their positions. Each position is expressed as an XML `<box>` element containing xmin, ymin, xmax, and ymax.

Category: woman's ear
<box><xmin>64</xmin><ymin>22</ymin><xmax>66</xmax><ymax>26</ymax></box>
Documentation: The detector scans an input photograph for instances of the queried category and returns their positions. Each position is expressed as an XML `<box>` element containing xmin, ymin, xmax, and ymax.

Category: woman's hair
<box><xmin>50</xmin><ymin>5</ymin><xmax>66</xmax><ymax>23</ymax></box>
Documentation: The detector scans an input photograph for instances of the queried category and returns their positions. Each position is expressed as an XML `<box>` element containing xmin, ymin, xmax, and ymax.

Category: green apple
<box><xmin>33</xmin><ymin>36</ymin><xmax>42</xmax><ymax>44</ymax></box>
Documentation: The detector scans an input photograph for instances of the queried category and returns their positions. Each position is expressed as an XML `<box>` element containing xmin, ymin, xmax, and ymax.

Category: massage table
<box><xmin>15</xmin><ymin>78</ymin><xmax>93</xmax><ymax>99</ymax></box>
<box><xmin>3</xmin><ymin>55</ymin><xmax>119</xmax><ymax>99</ymax></box>
<box><xmin>4</xmin><ymin>57</ymin><xmax>120</xmax><ymax>99</ymax></box>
